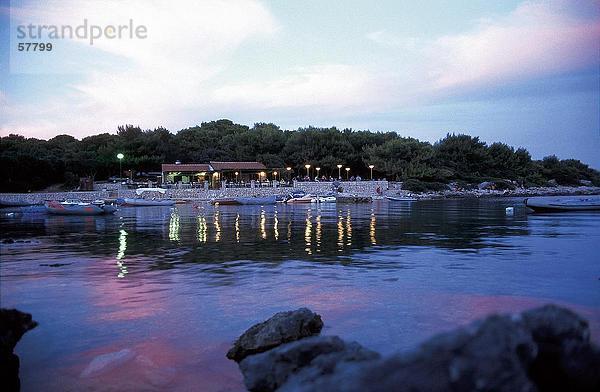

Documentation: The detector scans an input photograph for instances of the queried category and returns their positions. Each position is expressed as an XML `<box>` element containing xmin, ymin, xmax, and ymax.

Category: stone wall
<box><xmin>1</xmin><ymin>181</ymin><xmax>388</xmax><ymax>203</ymax></box>
<box><xmin>294</xmin><ymin>180</ymin><xmax>388</xmax><ymax>196</ymax></box>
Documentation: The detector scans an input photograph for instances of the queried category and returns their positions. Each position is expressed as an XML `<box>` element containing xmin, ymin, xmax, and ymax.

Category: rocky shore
<box><xmin>0</xmin><ymin>309</ymin><xmax>38</xmax><ymax>392</ymax></box>
<box><xmin>227</xmin><ymin>306</ymin><xmax>600</xmax><ymax>392</ymax></box>
<box><xmin>391</xmin><ymin>185</ymin><xmax>600</xmax><ymax>200</ymax></box>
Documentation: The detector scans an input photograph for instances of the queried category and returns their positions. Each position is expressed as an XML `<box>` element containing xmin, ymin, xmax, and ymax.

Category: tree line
<box><xmin>1</xmin><ymin>119</ymin><xmax>598</xmax><ymax>192</ymax></box>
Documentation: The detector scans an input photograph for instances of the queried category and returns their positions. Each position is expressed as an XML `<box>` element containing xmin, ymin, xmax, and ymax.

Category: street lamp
<box><xmin>273</xmin><ymin>171</ymin><xmax>278</xmax><ymax>181</ymax></box>
<box><xmin>286</xmin><ymin>167</ymin><xmax>292</xmax><ymax>181</ymax></box>
<box><xmin>316</xmin><ymin>167</ymin><xmax>320</xmax><ymax>179</ymax></box>
<box><xmin>305</xmin><ymin>164</ymin><xmax>311</xmax><ymax>178</ymax></box>
<box><xmin>345</xmin><ymin>167</ymin><xmax>350</xmax><ymax>180</ymax></box>
<box><xmin>337</xmin><ymin>164</ymin><xmax>343</xmax><ymax>179</ymax></box>
<box><xmin>117</xmin><ymin>153</ymin><xmax>124</xmax><ymax>180</ymax></box>
<box><xmin>369</xmin><ymin>165</ymin><xmax>374</xmax><ymax>180</ymax></box>
<box><xmin>235</xmin><ymin>171</ymin><xmax>239</xmax><ymax>183</ymax></box>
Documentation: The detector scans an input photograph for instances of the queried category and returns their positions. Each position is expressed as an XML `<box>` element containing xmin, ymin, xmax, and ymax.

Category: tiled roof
<box><xmin>161</xmin><ymin>163</ymin><xmax>212</xmax><ymax>172</ymax></box>
<box><xmin>209</xmin><ymin>161</ymin><xmax>266</xmax><ymax>170</ymax></box>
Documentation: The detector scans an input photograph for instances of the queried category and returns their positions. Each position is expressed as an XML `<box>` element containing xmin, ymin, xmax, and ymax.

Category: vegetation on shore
<box><xmin>1</xmin><ymin>119</ymin><xmax>599</xmax><ymax>192</ymax></box>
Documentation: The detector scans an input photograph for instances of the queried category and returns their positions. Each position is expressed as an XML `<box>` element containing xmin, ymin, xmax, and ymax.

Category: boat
<box><xmin>235</xmin><ymin>195</ymin><xmax>277</xmax><ymax>205</ymax></box>
<box><xmin>286</xmin><ymin>192</ymin><xmax>313</xmax><ymax>203</ymax></box>
<box><xmin>211</xmin><ymin>195</ymin><xmax>277</xmax><ymax>205</ymax></box>
<box><xmin>45</xmin><ymin>200</ymin><xmax>117</xmax><ymax>215</ymax></box>
<box><xmin>0</xmin><ymin>200</ymin><xmax>37</xmax><ymax>207</ymax></box>
<box><xmin>524</xmin><ymin>196</ymin><xmax>600</xmax><ymax>212</ymax></box>
<box><xmin>122</xmin><ymin>188</ymin><xmax>175</xmax><ymax>207</ymax></box>
<box><xmin>311</xmin><ymin>194</ymin><xmax>337</xmax><ymax>203</ymax></box>
<box><xmin>386</xmin><ymin>196</ymin><xmax>418</xmax><ymax>202</ymax></box>
<box><xmin>211</xmin><ymin>197</ymin><xmax>239</xmax><ymax>205</ymax></box>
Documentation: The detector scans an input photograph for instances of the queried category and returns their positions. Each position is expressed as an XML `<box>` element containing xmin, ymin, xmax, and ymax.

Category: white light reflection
<box><xmin>305</xmin><ymin>209</ymin><xmax>312</xmax><ymax>254</ymax></box>
<box><xmin>197</xmin><ymin>215</ymin><xmax>207</xmax><ymax>243</ymax></box>
<box><xmin>235</xmin><ymin>214</ymin><xmax>240</xmax><ymax>242</ymax></box>
<box><xmin>214</xmin><ymin>210</ymin><xmax>221</xmax><ymax>242</ymax></box>
<box><xmin>337</xmin><ymin>210</ymin><xmax>344</xmax><ymax>251</ymax></box>
<box><xmin>370</xmin><ymin>212</ymin><xmax>377</xmax><ymax>245</ymax></box>
<box><xmin>169</xmin><ymin>210</ymin><xmax>180</xmax><ymax>241</ymax></box>
<box><xmin>274</xmin><ymin>211</ymin><xmax>279</xmax><ymax>241</ymax></box>
<box><xmin>346</xmin><ymin>209</ymin><xmax>352</xmax><ymax>246</ymax></box>
<box><xmin>316</xmin><ymin>214</ymin><xmax>322</xmax><ymax>252</ymax></box>
<box><xmin>116</xmin><ymin>229</ymin><xmax>128</xmax><ymax>278</ymax></box>
<box><xmin>260</xmin><ymin>209</ymin><xmax>267</xmax><ymax>239</ymax></box>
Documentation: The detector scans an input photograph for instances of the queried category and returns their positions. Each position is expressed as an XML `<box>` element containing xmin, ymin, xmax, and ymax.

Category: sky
<box><xmin>0</xmin><ymin>0</ymin><xmax>599</xmax><ymax>167</ymax></box>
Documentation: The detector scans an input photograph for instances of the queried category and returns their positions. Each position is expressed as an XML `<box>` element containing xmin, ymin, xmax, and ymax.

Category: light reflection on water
<box><xmin>1</xmin><ymin>199</ymin><xmax>599</xmax><ymax>391</ymax></box>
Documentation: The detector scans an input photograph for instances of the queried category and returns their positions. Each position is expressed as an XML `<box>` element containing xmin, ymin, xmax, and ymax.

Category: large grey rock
<box><xmin>274</xmin><ymin>315</ymin><xmax>537</xmax><ymax>392</ymax></box>
<box><xmin>233</xmin><ymin>305</ymin><xmax>600</xmax><ymax>392</ymax></box>
<box><xmin>240</xmin><ymin>335</ymin><xmax>379</xmax><ymax>392</ymax></box>
<box><xmin>521</xmin><ymin>305</ymin><xmax>600</xmax><ymax>391</ymax></box>
<box><xmin>227</xmin><ymin>308</ymin><xmax>323</xmax><ymax>362</ymax></box>
<box><xmin>0</xmin><ymin>309</ymin><xmax>38</xmax><ymax>392</ymax></box>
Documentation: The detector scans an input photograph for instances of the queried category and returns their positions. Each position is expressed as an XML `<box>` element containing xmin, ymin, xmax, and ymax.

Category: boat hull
<box><xmin>235</xmin><ymin>196</ymin><xmax>277</xmax><ymax>205</ymax></box>
<box><xmin>122</xmin><ymin>198</ymin><xmax>175</xmax><ymax>207</ymax></box>
<box><xmin>525</xmin><ymin>197</ymin><xmax>600</xmax><ymax>212</ymax></box>
<box><xmin>45</xmin><ymin>201</ymin><xmax>117</xmax><ymax>215</ymax></box>
<box><xmin>387</xmin><ymin>196</ymin><xmax>418</xmax><ymax>202</ymax></box>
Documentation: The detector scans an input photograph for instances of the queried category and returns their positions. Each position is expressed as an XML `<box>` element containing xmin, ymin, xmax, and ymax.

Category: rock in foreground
<box><xmin>0</xmin><ymin>308</ymin><xmax>38</xmax><ymax>392</ymax></box>
<box><xmin>240</xmin><ymin>335</ymin><xmax>380</xmax><ymax>391</ymax></box>
<box><xmin>227</xmin><ymin>308</ymin><xmax>323</xmax><ymax>362</ymax></box>
<box><xmin>230</xmin><ymin>305</ymin><xmax>600</xmax><ymax>392</ymax></box>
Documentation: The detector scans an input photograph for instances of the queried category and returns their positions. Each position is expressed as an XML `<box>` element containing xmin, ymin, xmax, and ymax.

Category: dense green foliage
<box><xmin>1</xmin><ymin>119</ymin><xmax>599</xmax><ymax>192</ymax></box>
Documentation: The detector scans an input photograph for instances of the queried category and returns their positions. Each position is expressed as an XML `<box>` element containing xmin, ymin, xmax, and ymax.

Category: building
<box><xmin>161</xmin><ymin>161</ymin><xmax>268</xmax><ymax>188</ymax></box>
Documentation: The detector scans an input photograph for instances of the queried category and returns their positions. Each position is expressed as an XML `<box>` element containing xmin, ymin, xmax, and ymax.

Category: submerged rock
<box><xmin>240</xmin><ymin>336</ymin><xmax>379</xmax><ymax>392</ymax></box>
<box><xmin>0</xmin><ymin>308</ymin><xmax>38</xmax><ymax>392</ymax></box>
<box><xmin>226</xmin><ymin>308</ymin><xmax>323</xmax><ymax>362</ymax></box>
<box><xmin>80</xmin><ymin>348</ymin><xmax>136</xmax><ymax>378</ymax></box>
<box><xmin>231</xmin><ymin>305</ymin><xmax>600</xmax><ymax>392</ymax></box>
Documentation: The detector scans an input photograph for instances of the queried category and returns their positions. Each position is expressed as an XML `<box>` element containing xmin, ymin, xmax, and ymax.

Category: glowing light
<box><xmin>116</xmin><ymin>229</ymin><xmax>128</xmax><ymax>278</ymax></box>
<box><xmin>337</xmin><ymin>212</ymin><xmax>344</xmax><ymax>250</ymax></box>
<box><xmin>169</xmin><ymin>211</ymin><xmax>180</xmax><ymax>241</ymax></box>
<box><xmin>316</xmin><ymin>214</ymin><xmax>322</xmax><ymax>252</ymax></box>
<box><xmin>304</xmin><ymin>210</ymin><xmax>312</xmax><ymax>254</ymax></box>
<box><xmin>117</xmin><ymin>153</ymin><xmax>124</xmax><ymax>160</ymax></box>
<box><xmin>346</xmin><ymin>209</ymin><xmax>352</xmax><ymax>246</ymax></box>
<box><xmin>260</xmin><ymin>209</ymin><xmax>267</xmax><ymax>239</ymax></box>
<box><xmin>370</xmin><ymin>212</ymin><xmax>377</xmax><ymax>245</ymax></box>
<box><xmin>274</xmin><ymin>211</ymin><xmax>279</xmax><ymax>241</ymax></box>
<box><xmin>197</xmin><ymin>216</ymin><xmax>207</xmax><ymax>243</ymax></box>
<box><xmin>235</xmin><ymin>214</ymin><xmax>240</xmax><ymax>242</ymax></box>
<box><xmin>214</xmin><ymin>210</ymin><xmax>221</xmax><ymax>242</ymax></box>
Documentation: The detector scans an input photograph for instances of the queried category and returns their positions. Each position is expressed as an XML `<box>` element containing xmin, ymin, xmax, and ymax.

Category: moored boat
<box><xmin>235</xmin><ymin>195</ymin><xmax>277</xmax><ymax>205</ymax></box>
<box><xmin>0</xmin><ymin>200</ymin><xmax>37</xmax><ymax>207</ymax></box>
<box><xmin>524</xmin><ymin>196</ymin><xmax>600</xmax><ymax>212</ymax></box>
<box><xmin>211</xmin><ymin>197</ymin><xmax>239</xmax><ymax>205</ymax></box>
<box><xmin>45</xmin><ymin>200</ymin><xmax>117</xmax><ymax>215</ymax></box>
<box><xmin>122</xmin><ymin>188</ymin><xmax>175</xmax><ymax>207</ymax></box>
<box><xmin>386</xmin><ymin>196</ymin><xmax>418</xmax><ymax>202</ymax></box>
<box><xmin>286</xmin><ymin>193</ymin><xmax>313</xmax><ymax>204</ymax></box>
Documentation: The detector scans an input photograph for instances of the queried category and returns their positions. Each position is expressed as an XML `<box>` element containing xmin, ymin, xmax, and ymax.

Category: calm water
<box><xmin>1</xmin><ymin>199</ymin><xmax>599</xmax><ymax>391</ymax></box>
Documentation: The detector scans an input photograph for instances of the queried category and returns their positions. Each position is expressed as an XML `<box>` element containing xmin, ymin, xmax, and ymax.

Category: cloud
<box><xmin>1</xmin><ymin>0</ymin><xmax>599</xmax><ymax>138</ymax></box>
<box><xmin>2</xmin><ymin>0</ymin><xmax>278</xmax><ymax>137</ymax></box>
<box><xmin>367</xmin><ymin>1</ymin><xmax>600</xmax><ymax>93</ymax></box>
<box><xmin>213</xmin><ymin>64</ymin><xmax>383</xmax><ymax>111</ymax></box>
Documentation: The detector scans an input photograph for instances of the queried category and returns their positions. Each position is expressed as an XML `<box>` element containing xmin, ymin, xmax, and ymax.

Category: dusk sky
<box><xmin>1</xmin><ymin>0</ymin><xmax>599</xmax><ymax>167</ymax></box>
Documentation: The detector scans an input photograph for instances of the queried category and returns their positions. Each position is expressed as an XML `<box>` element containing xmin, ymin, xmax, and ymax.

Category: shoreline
<box><xmin>393</xmin><ymin>185</ymin><xmax>600</xmax><ymax>200</ymax></box>
<box><xmin>0</xmin><ymin>185</ymin><xmax>599</xmax><ymax>205</ymax></box>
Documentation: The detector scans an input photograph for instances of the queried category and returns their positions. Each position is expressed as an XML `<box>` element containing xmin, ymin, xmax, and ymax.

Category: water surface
<box><xmin>1</xmin><ymin>199</ymin><xmax>599</xmax><ymax>391</ymax></box>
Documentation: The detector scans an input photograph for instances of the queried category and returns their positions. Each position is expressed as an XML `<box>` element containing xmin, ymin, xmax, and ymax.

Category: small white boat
<box><xmin>122</xmin><ymin>188</ymin><xmax>175</xmax><ymax>207</ymax></box>
<box><xmin>311</xmin><ymin>195</ymin><xmax>337</xmax><ymax>203</ymax></box>
<box><xmin>524</xmin><ymin>196</ymin><xmax>600</xmax><ymax>212</ymax></box>
<box><xmin>286</xmin><ymin>194</ymin><xmax>313</xmax><ymax>204</ymax></box>
<box><xmin>386</xmin><ymin>196</ymin><xmax>418</xmax><ymax>202</ymax></box>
